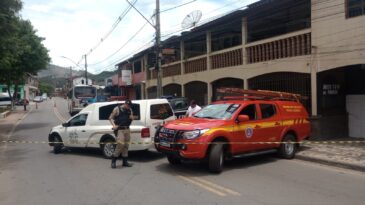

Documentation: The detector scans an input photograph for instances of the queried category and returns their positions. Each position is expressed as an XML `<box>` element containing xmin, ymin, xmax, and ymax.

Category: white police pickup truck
<box><xmin>48</xmin><ymin>99</ymin><xmax>175</xmax><ymax>158</ymax></box>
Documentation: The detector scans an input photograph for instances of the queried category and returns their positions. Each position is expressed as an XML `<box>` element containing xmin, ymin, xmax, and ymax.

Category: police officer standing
<box><xmin>109</xmin><ymin>99</ymin><xmax>134</xmax><ymax>169</ymax></box>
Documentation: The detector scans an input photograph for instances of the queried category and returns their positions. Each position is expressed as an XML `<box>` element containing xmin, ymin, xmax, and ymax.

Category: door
<box><xmin>64</xmin><ymin>113</ymin><xmax>89</xmax><ymax>147</ymax></box>
<box><xmin>233</xmin><ymin>103</ymin><xmax>262</xmax><ymax>153</ymax></box>
<box><xmin>148</xmin><ymin>102</ymin><xmax>175</xmax><ymax>138</ymax></box>
<box><xmin>255</xmin><ymin>103</ymin><xmax>283</xmax><ymax>149</ymax></box>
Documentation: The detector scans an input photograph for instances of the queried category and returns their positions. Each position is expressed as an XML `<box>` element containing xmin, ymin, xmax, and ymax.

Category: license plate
<box><xmin>160</xmin><ymin>141</ymin><xmax>171</xmax><ymax>148</ymax></box>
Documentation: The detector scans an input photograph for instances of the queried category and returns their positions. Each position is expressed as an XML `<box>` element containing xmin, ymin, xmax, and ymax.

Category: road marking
<box><xmin>190</xmin><ymin>176</ymin><xmax>241</xmax><ymax>196</ymax></box>
<box><xmin>177</xmin><ymin>174</ymin><xmax>241</xmax><ymax>197</ymax></box>
<box><xmin>177</xmin><ymin>175</ymin><xmax>227</xmax><ymax>196</ymax></box>
<box><xmin>53</xmin><ymin>107</ymin><xmax>66</xmax><ymax>123</ymax></box>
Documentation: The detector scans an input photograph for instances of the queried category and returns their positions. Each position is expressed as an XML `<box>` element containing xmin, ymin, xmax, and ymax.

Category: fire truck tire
<box><xmin>167</xmin><ymin>155</ymin><xmax>181</xmax><ymax>165</ymax></box>
<box><xmin>208</xmin><ymin>143</ymin><xmax>224</xmax><ymax>173</ymax></box>
<box><xmin>278</xmin><ymin>134</ymin><xmax>297</xmax><ymax>159</ymax></box>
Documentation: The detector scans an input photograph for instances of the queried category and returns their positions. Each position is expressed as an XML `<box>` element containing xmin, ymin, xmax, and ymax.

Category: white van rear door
<box><xmin>148</xmin><ymin>101</ymin><xmax>175</xmax><ymax>138</ymax></box>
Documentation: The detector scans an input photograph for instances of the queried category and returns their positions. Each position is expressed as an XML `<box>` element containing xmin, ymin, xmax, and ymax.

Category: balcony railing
<box><xmin>210</xmin><ymin>47</ymin><xmax>243</xmax><ymax>69</ymax></box>
<box><xmin>184</xmin><ymin>56</ymin><xmax>207</xmax><ymax>74</ymax></box>
<box><xmin>162</xmin><ymin>63</ymin><xmax>181</xmax><ymax>77</ymax></box>
<box><xmin>246</xmin><ymin>32</ymin><xmax>311</xmax><ymax>64</ymax></box>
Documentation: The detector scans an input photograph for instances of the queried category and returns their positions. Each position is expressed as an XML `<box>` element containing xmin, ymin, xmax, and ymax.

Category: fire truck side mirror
<box><xmin>237</xmin><ymin>115</ymin><xmax>249</xmax><ymax>123</ymax></box>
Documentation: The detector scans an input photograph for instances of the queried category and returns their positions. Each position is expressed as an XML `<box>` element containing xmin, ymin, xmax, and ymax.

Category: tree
<box><xmin>39</xmin><ymin>82</ymin><xmax>54</xmax><ymax>96</ymax></box>
<box><xmin>0</xmin><ymin>0</ymin><xmax>50</xmax><ymax>109</ymax></box>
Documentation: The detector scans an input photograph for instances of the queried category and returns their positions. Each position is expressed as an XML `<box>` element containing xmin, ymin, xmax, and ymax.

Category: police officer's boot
<box><xmin>111</xmin><ymin>157</ymin><xmax>117</xmax><ymax>169</ymax></box>
<box><xmin>122</xmin><ymin>157</ymin><xmax>133</xmax><ymax>167</ymax></box>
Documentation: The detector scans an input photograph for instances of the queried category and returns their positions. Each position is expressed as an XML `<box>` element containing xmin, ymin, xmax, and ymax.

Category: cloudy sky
<box><xmin>21</xmin><ymin>0</ymin><xmax>257</xmax><ymax>74</ymax></box>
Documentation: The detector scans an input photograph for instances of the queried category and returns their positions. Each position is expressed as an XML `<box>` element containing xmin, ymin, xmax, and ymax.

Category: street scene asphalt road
<box><xmin>0</xmin><ymin>98</ymin><xmax>365</xmax><ymax>205</ymax></box>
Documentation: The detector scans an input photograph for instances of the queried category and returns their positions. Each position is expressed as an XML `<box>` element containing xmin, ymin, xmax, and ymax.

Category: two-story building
<box><xmin>115</xmin><ymin>0</ymin><xmax>365</xmax><ymax>138</ymax></box>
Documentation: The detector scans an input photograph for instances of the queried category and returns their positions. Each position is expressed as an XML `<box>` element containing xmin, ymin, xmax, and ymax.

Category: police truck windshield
<box><xmin>74</xmin><ymin>87</ymin><xmax>96</xmax><ymax>98</ymax></box>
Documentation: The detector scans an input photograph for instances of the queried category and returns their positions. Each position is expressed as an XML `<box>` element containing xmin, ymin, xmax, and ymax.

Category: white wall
<box><xmin>346</xmin><ymin>95</ymin><xmax>365</xmax><ymax>138</ymax></box>
<box><xmin>73</xmin><ymin>77</ymin><xmax>92</xmax><ymax>86</ymax></box>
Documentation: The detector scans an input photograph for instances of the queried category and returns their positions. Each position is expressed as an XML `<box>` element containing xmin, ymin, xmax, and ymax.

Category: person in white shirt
<box><xmin>186</xmin><ymin>100</ymin><xmax>201</xmax><ymax>117</ymax></box>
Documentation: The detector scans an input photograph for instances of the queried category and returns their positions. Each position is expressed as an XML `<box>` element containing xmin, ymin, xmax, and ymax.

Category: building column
<box><xmin>311</xmin><ymin>47</ymin><xmax>318</xmax><ymax>116</ymax></box>
<box><xmin>180</xmin><ymin>41</ymin><xmax>185</xmax><ymax>74</ymax></box>
<box><xmin>244</xmin><ymin>79</ymin><xmax>249</xmax><ymax>90</ymax></box>
<box><xmin>207</xmin><ymin>82</ymin><xmax>212</xmax><ymax>104</ymax></box>
<box><xmin>206</xmin><ymin>31</ymin><xmax>212</xmax><ymax>70</ymax></box>
<box><xmin>181</xmin><ymin>83</ymin><xmax>185</xmax><ymax>98</ymax></box>
<box><xmin>242</xmin><ymin>17</ymin><xmax>248</xmax><ymax>65</ymax></box>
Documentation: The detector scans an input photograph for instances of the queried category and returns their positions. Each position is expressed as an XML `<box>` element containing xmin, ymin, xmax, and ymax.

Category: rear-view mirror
<box><xmin>62</xmin><ymin>122</ymin><xmax>69</xmax><ymax>127</ymax></box>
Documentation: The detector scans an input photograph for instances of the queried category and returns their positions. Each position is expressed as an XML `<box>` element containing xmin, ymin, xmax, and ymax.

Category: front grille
<box><xmin>158</xmin><ymin>128</ymin><xmax>182</xmax><ymax>142</ymax></box>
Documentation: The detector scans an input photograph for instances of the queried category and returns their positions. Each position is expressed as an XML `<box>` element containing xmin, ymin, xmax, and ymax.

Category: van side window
<box><xmin>150</xmin><ymin>103</ymin><xmax>173</xmax><ymax>120</ymax></box>
<box><xmin>260</xmin><ymin>104</ymin><xmax>276</xmax><ymax>119</ymax></box>
<box><xmin>99</xmin><ymin>104</ymin><xmax>141</xmax><ymax>120</ymax></box>
<box><xmin>239</xmin><ymin>104</ymin><xmax>257</xmax><ymax>120</ymax></box>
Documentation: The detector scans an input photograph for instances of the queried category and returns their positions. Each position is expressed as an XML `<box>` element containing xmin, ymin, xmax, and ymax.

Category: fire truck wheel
<box><xmin>278</xmin><ymin>134</ymin><xmax>297</xmax><ymax>159</ymax></box>
<box><xmin>208</xmin><ymin>143</ymin><xmax>224</xmax><ymax>173</ymax></box>
<box><xmin>167</xmin><ymin>155</ymin><xmax>181</xmax><ymax>165</ymax></box>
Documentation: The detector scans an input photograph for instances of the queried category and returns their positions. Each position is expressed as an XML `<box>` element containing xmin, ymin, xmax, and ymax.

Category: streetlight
<box><xmin>60</xmin><ymin>56</ymin><xmax>88</xmax><ymax>85</ymax></box>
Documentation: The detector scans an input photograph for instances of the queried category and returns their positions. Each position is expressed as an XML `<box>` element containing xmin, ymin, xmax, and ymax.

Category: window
<box><xmin>260</xmin><ymin>104</ymin><xmax>276</xmax><ymax>119</ymax></box>
<box><xmin>170</xmin><ymin>98</ymin><xmax>189</xmax><ymax>110</ymax></box>
<box><xmin>239</xmin><ymin>104</ymin><xmax>257</xmax><ymax>120</ymax></box>
<box><xmin>2</xmin><ymin>88</ymin><xmax>7</xmax><ymax>92</ymax></box>
<box><xmin>347</xmin><ymin>0</ymin><xmax>365</xmax><ymax>18</ymax></box>
<box><xmin>99</xmin><ymin>104</ymin><xmax>141</xmax><ymax>120</ymax></box>
<box><xmin>69</xmin><ymin>114</ymin><xmax>88</xmax><ymax>126</ymax></box>
<box><xmin>195</xmin><ymin>104</ymin><xmax>240</xmax><ymax>120</ymax></box>
<box><xmin>150</xmin><ymin>103</ymin><xmax>174</xmax><ymax>120</ymax></box>
<box><xmin>74</xmin><ymin>86</ymin><xmax>96</xmax><ymax>98</ymax></box>
<box><xmin>133</xmin><ymin>61</ymin><xmax>142</xmax><ymax>73</ymax></box>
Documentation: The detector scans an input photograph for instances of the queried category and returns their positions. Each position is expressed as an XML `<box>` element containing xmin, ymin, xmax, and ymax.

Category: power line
<box><xmin>160</xmin><ymin>0</ymin><xmax>197</xmax><ymax>13</ymax></box>
<box><xmin>88</xmin><ymin>21</ymin><xmax>150</xmax><ymax>66</ymax></box>
<box><xmin>85</xmin><ymin>0</ymin><xmax>137</xmax><ymax>56</ymax></box>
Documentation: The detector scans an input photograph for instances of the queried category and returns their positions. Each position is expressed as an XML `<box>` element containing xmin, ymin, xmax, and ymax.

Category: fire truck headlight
<box><xmin>182</xmin><ymin>129</ymin><xmax>209</xmax><ymax>140</ymax></box>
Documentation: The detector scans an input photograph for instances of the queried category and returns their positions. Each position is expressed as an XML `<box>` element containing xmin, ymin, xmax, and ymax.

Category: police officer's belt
<box><xmin>118</xmin><ymin>126</ymin><xmax>130</xmax><ymax>130</ymax></box>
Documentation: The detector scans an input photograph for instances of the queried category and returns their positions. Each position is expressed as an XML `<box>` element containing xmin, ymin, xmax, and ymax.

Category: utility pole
<box><xmin>69</xmin><ymin>66</ymin><xmax>72</xmax><ymax>90</ymax></box>
<box><xmin>155</xmin><ymin>0</ymin><xmax>162</xmax><ymax>97</ymax></box>
<box><xmin>84</xmin><ymin>54</ymin><xmax>88</xmax><ymax>85</ymax></box>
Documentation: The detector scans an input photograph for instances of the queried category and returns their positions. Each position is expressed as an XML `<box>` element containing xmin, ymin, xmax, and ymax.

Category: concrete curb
<box><xmin>296</xmin><ymin>154</ymin><xmax>365</xmax><ymax>172</ymax></box>
<box><xmin>0</xmin><ymin>111</ymin><xmax>11</xmax><ymax>119</ymax></box>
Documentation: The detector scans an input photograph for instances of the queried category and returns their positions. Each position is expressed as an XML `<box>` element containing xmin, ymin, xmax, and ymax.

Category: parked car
<box><xmin>0</xmin><ymin>93</ymin><xmax>11</xmax><ymax>107</ymax></box>
<box><xmin>15</xmin><ymin>99</ymin><xmax>29</xmax><ymax>106</ymax></box>
<box><xmin>33</xmin><ymin>96</ymin><xmax>43</xmax><ymax>102</ymax></box>
<box><xmin>48</xmin><ymin>99</ymin><xmax>175</xmax><ymax>158</ymax></box>
<box><xmin>155</xmin><ymin>89</ymin><xmax>311</xmax><ymax>173</ymax></box>
<box><xmin>161</xmin><ymin>96</ymin><xmax>189</xmax><ymax>118</ymax></box>
<box><xmin>42</xmin><ymin>93</ymin><xmax>48</xmax><ymax>101</ymax></box>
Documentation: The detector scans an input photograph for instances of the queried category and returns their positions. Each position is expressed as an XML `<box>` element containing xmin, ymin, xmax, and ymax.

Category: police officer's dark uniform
<box><xmin>109</xmin><ymin>100</ymin><xmax>134</xmax><ymax>168</ymax></box>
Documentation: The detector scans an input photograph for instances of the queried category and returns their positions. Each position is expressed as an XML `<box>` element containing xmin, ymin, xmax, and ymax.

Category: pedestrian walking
<box><xmin>109</xmin><ymin>99</ymin><xmax>134</xmax><ymax>168</ymax></box>
<box><xmin>185</xmin><ymin>100</ymin><xmax>202</xmax><ymax>117</ymax></box>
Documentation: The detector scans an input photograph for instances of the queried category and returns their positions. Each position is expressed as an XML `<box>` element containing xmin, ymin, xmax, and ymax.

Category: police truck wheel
<box><xmin>101</xmin><ymin>138</ymin><xmax>115</xmax><ymax>159</ymax></box>
<box><xmin>278</xmin><ymin>134</ymin><xmax>297</xmax><ymax>159</ymax></box>
<box><xmin>53</xmin><ymin>135</ymin><xmax>63</xmax><ymax>154</ymax></box>
<box><xmin>208</xmin><ymin>143</ymin><xmax>224</xmax><ymax>173</ymax></box>
<box><xmin>167</xmin><ymin>155</ymin><xmax>181</xmax><ymax>165</ymax></box>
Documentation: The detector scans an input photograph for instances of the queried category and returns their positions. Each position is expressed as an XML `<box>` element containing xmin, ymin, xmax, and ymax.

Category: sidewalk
<box><xmin>0</xmin><ymin>107</ymin><xmax>30</xmax><ymax>140</ymax></box>
<box><xmin>297</xmin><ymin>137</ymin><xmax>365</xmax><ymax>172</ymax></box>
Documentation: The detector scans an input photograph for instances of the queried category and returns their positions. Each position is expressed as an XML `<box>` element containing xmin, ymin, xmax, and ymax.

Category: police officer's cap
<box><xmin>124</xmin><ymin>99</ymin><xmax>132</xmax><ymax>106</ymax></box>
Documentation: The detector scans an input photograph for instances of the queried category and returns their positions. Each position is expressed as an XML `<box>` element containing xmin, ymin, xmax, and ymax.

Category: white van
<box><xmin>48</xmin><ymin>99</ymin><xmax>175</xmax><ymax>158</ymax></box>
<box><xmin>0</xmin><ymin>93</ymin><xmax>11</xmax><ymax>107</ymax></box>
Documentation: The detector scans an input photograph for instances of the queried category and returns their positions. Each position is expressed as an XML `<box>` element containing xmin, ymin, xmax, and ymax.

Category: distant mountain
<box><xmin>37</xmin><ymin>64</ymin><xmax>88</xmax><ymax>79</ymax></box>
<box><xmin>38</xmin><ymin>64</ymin><xmax>116</xmax><ymax>87</ymax></box>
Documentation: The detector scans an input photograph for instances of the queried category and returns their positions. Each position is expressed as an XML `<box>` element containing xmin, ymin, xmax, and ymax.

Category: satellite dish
<box><xmin>182</xmin><ymin>10</ymin><xmax>202</xmax><ymax>29</ymax></box>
